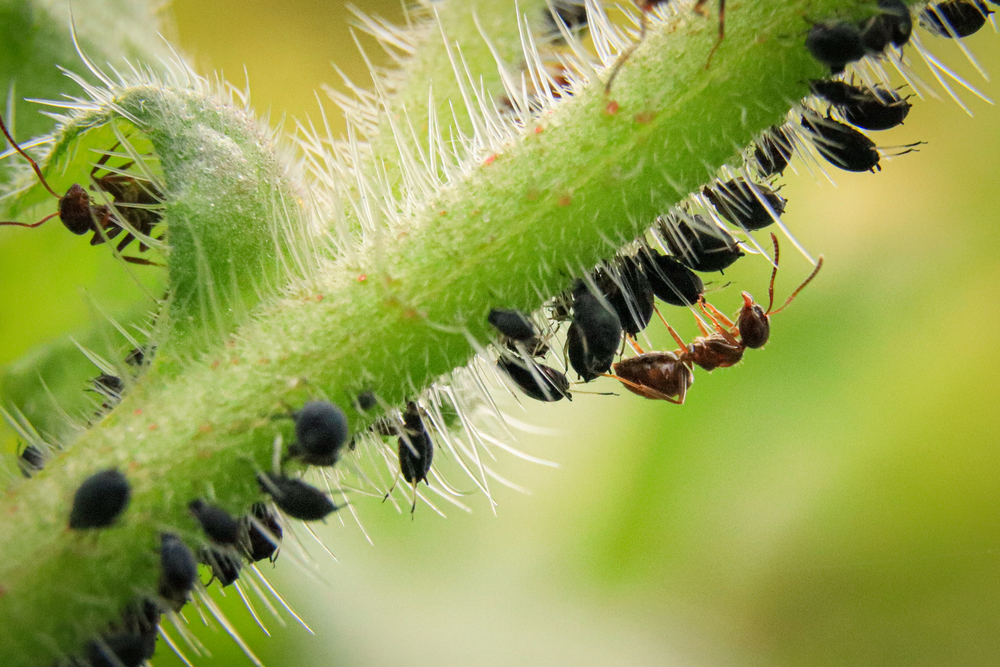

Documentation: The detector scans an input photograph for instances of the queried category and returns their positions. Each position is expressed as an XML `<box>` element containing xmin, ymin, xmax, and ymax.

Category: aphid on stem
<box><xmin>0</xmin><ymin>115</ymin><xmax>163</xmax><ymax>265</ymax></box>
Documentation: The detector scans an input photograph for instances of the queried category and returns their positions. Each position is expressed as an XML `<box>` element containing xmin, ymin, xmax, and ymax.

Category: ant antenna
<box><xmin>771</xmin><ymin>254</ymin><xmax>824</xmax><ymax>316</ymax></box>
<box><xmin>767</xmin><ymin>232</ymin><xmax>780</xmax><ymax>314</ymax></box>
<box><xmin>0</xmin><ymin>114</ymin><xmax>59</xmax><ymax>199</ymax></box>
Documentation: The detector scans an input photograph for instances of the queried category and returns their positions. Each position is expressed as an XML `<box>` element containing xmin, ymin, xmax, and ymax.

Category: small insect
<box><xmin>188</xmin><ymin>499</ymin><xmax>242</xmax><ymax>546</ymax></box>
<box><xmin>201</xmin><ymin>547</ymin><xmax>242</xmax><ymax>587</ymax></box>
<box><xmin>158</xmin><ymin>532</ymin><xmax>198</xmax><ymax>608</ymax></box>
<box><xmin>809</xmin><ymin>80</ymin><xmax>911</xmax><ymax>131</ymax></box>
<box><xmin>354</xmin><ymin>391</ymin><xmax>378</xmax><ymax>412</ymax></box>
<box><xmin>753</xmin><ymin>126</ymin><xmax>795</xmax><ymax>178</ymax></box>
<box><xmin>860</xmin><ymin>0</ymin><xmax>913</xmax><ymax>51</ymax></box>
<box><xmin>800</xmin><ymin>114</ymin><xmax>881</xmax><ymax>172</ymax></box>
<box><xmin>69</xmin><ymin>468</ymin><xmax>131</xmax><ymax>530</ymax></box>
<box><xmin>639</xmin><ymin>248</ymin><xmax>705</xmax><ymax>306</ymax></box>
<box><xmin>488</xmin><ymin>309</ymin><xmax>538</xmax><ymax>341</ymax></box>
<box><xmin>497</xmin><ymin>357</ymin><xmax>572</xmax><ymax>402</ymax></box>
<box><xmin>702</xmin><ymin>178</ymin><xmax>787</xmax><ymax>231</ymax></box>
<box><xmin>661</xmin><ymin>214</ymin><xmax>745</xmax><ymax>273</ymax></box>
<box><xmin>566</xmin><ymin>281</ymin><xmax>623</xmax><ymax>382</ymax></box>
<box><xmin>86</xmin><ymin>632</ymin><xmax>155</xmax><ymax>667</ymax></box>
<box><xmin>287</xmin><ymin>400</ymin><xmax>349</xmax><ymax>467</ymax></box>
<box><xmin>596</xmin><ymin>256</ymin><xmax>655</xmax><ymax>337</ymax></box>
<box><xmin>0</xmin><ymin>116</ymin><xmax>163</xmax><ymax>265</ymax></box>
<box><xmin>390</xmin><ymin>402</ymin><xmax>434</xmax><ymax>515</ymax></box>
<box><xmin>257</xmin><ymin>472</ymin><xmax>339</xmax><ymax>521</ymax></box>
<box><xmin>245</xmin><ymin>503</ymin><xmax>282</xmax><ymax>563</ymax></box>
<box><xmin>544</xmin><ymin>0</ymin><xmax>589</xmax><ymax>41</ymax></box>
<box><xmin>804</xmin><ymin>21</ymin><xmax>868</xmax><ymax>74</ymax></box>
<box><xmin>119</xmin><ymin>598</ymin><xmax>161</xmax><ymax>655</ymax></box>
<box><xmin>16</xmin><ymin>443</ymin><xmax>44</xmax><ymax>478</ymax></box>
<box><xmin>611</xmin><ymin>342</ymin><xmax>695</xmax><ymax>404</ymax></box>
<box><xmin>920</xmin><ymin>0</ymin><xmax>992</xmax><ymax>38</ymax></box>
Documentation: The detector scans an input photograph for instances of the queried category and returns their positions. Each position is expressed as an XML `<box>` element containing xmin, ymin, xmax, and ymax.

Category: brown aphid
<box><xmin>0</xmin><ymin>115</ymin><xmax>162</xmax><ymax>265</ymax></box>
<box><xmin>611</xmin><ymin>340</ymin><xmax>694</xmax><ymax>404</ymax></box>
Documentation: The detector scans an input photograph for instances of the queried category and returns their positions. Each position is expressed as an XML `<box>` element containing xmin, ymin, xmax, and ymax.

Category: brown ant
<box><xmin>604</xmin><ymin>0</ymin><xmax>727</xmax><ymax>94</ymax></box>
<box><xmin>0</xmin><ymin>116</ymin><xmax>163</xmax><ymax>266</ymax></box>
<box><xmin>608</xmin><ymin>234</ymin><xmax>822</xmax><ymax>403</ymax></box>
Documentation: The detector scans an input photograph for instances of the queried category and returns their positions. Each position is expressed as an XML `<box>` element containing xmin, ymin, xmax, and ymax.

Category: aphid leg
<box><xmin>698</xmin><ymin>0</ymin><xmax>726</xmax><ymax>69</ymax></box>
<box><xmin>382</xmin><ymin>473</ymin><xmax>400</xmax><ymax>502</ymax></box>
<box><xmin>770</xmin><ymin>256</ymin><xmax>824</xmax><ymax>315</ymax></box>
<box><xmin>410</xmin><ymin>480</ymin><xmax>419</xmax><ymax>517</ymax></box>
<box><xmin>603</xmin><ymin>373</ymin><xmax>685</xmax><ymax>404</ymax></box>
<box><xmin>122</xmin><ymin>255</ymin><xmax>165</xmax><ymax>267</ymax></box>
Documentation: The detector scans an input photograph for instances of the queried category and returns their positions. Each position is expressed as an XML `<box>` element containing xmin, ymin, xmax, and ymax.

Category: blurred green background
<box><xmin>4</xmin><ymin>1</ymin><xmax>1000</xmax><ymax>666</ymax></box>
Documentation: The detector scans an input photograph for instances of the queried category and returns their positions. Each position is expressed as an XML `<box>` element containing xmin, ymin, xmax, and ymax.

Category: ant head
<box><xmin>737</xmin><ymin>291</ymin><xmax>771</xmax><ymax>349</ymax></box>
<box><xmin>58</xmin><ymin>184</ymin><xmax>96</xmax><ymax>235</ymax></box>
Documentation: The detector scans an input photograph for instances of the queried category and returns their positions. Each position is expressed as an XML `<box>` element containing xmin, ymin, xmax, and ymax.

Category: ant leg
<box><xmin>90</xmin><ymin>144</ymin><xmax>118</xmax><ymax>177</ymax></box>
<box><xmin>603</xmin><ymin>373</ymin><xmax>684</xmax><ymax>404</ymax></box>
<box><xmin>625</xmin><ymin>335</ymin><xmax>646</xmax><ymax>355</ymax></box>
<box><xmin>699</xmin><ymin>298</ymin><xmax>735</xmax><ymax>329</ymax></box>
<box><xmin>0</xmin><ymin>116</ymin><xmax>60</xmax><ymax>199</ymax></box>
<box><xmin>0</xmin><ymin>212</ymin><xmax>59</xmax><ymax>228</ymax></box>
<box><xmin>123</xmin><ymin>255</ymin><xmax>164</xmax><ymax>267</ymax></box>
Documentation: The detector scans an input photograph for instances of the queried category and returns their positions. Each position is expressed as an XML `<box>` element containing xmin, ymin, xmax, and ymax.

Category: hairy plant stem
<box><xmin>0</xmin><ymin>0</ymin><xmax>928</xmax><ymax>663</ymax></box>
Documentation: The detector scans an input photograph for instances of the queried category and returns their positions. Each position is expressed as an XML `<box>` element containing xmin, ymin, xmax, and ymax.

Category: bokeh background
<box><xmin>4</xmin><ymin>2</ymin><xmax>1000</xmax><ymax>666</ymax></box>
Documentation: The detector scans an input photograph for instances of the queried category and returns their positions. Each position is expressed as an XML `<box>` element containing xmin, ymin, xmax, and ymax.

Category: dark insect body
<box><xmin>805</xmin><ymin>21</ymin><xmax>868</xmax><ymax>74</ymax></box>
<box><xmin>69</xmin><ymin>469</ymin><xmax>131</xmax><ymax>530</ymax></box>
<box><xmin>612</xmin><ymin>347</ymin><xmax>694</xmax><ymax>404</ymax></box>
<box><xmin>497</xmin><ymin>357</ymin><xmax>571</xmax><ymax>402</ymax></box>
<box><xmin>382</xmin><ymin>403</ymin><xmax>435</xmax><ymax>514</ymax></box>
<box><xmin>355</xmin><ymin>391</ymin><xmax>378</xmax><ymax>412</ymax></box>
<box><xmin>488</xmin><ymin>309</ymin><xmax>537</xmax><ymax>341</ymax></box>
<box><xmin>258</xmin><ymin>472</ymin><xmax>338</xmax><ymax>521</ymax></box>
<box><xmin>639</xmin><ymin>249</ymin><xmax>705</xmax><ymax>306</ymax></box>
<box><xmin>702</xmin><ymin>178</ymin><xmax>786</xmax><ymax>231</ymax></box>
<box><xmin>188</xmin><ymin>499</ymin><xmax>242</xmax><ymax>546</ymax></box>
<box><xmin>753</xmin><ymin>126</ymin><xmax>795</xmax><ymax>178</ymax></box>
<box><xmin>801</xmin><ymin>114</ymin><xmax>881</xmax><ymax>173</ymax></box>
<box><xmin>0</xmin><ymin>116</ymin><xmax>163</xmax><ymax>265</ymax></box>
<box><xmin>596</xmin><ymin>256</ymin><xmax>655</xmax><ymax>336</ymax></box>
<box><xmin>17</xmin><ymin>443</ymin><xmax>44</xmax><ymax>478</ymax></box>
<box><xmin>287</xmin><ymin>400</ymin><xmax>349</xmax><ymax>467</ymax></box>
<box><xmin>201</xmin><ymin>548</ymin><xmax>242</xmax><ymax>587</ymax></box>
<box><xmin>85</xmin><ymin>632</ymin><xmax>155</xmax><ymax>667</ymax></box>
<box><xmin>860</xmin><ymin>0</ymin><xmax>913</xmax><ymax>51</ymax></box>
<box><xmin>661</xmin><ymin>215</ymin><xmax>745</xmax><ymax>273</ymax></box>
<box><xmin>544</xmin><ymin>0</ymin><xmax>589</xmax><ymax>40</ymax></box>
<box><xmin>566</xmin><ymin>281</ymin><xmax>622</xmax><ymax>382</ymax></box>
<box><xmin>810</xmin><ymin>81</ymin><xmax>911</xmax><ymax>131</ymax></box>
<box><xmin>246</xmin><ymin>503</ymin><xmax>282</xmax><ymax>563</ymax></box>
<box><xmin>159</xmin><ymin>533</ymin><xmax>198</xmax><ymax>608</ymax></box>
<box><xmin>920</xmin><ymin>0</ymin><xmax>992</xmax><ymax>38</ymax></box>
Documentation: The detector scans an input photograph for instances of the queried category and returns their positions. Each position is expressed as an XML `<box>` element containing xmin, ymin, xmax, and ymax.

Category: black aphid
<box><xmin>497</xmin><ymin>357</ymin><xmax>571</xmax><ymax>402</ymax></box>
<box><xmin>287</xmin><ymin>400</ymin><xmax>349</xmax><ymax>467</ymax></box>
<box><xmin>920</xmin><ymin>0</ymin><xmax>992</xmax><ymax>38</ymax></box>
<box><xmin>245</xmin><ymin>502</ymin><xmax>282</xmax><ymax>563</ymax></box>
<box><xmin>92</xmin><ymin>374</ymin><xmax>124</xmax><ymax>397</ymax></box>
<box><xmin>258</xmin><ymin>472</ymin><xmax>338</xmax><ymax>521</ymax></box>
<box><xmin>188</xmin><ymin>499</ymin><xmax>241</xmax><ymax>546</ymax></box>
<box><xmin>488</xmin><ymin>309</ymin><xmax>538</xmax><ymax>341</ymax></box>
<box><xmin>202</xmin><ymin>548</ymin><xmax>242</xmax><ymax>587</ymax></box>
<box><xmin>545</xmin><ymin>0</ymin><xmax>588</xmax><ymax>38</ymax></box>
<box><xmin>753</xmin><ymin>126</ymin><xmax>795</xmax><ymax>178</ymax></box>
<box><xmin>86</xmin><ymin>633</ymin><xmax>154</xmax><ymax>667</ymax></box>
<box><xmin>662</xmin><ymin>215</ymin><xmax>745</xmax><ymax>273</ymax></box>
<box><xmin>860</xmin><ymin>0</ymin><xmax>913</xmax><ymax>51</ymax></box>
<box><xmin>355</xmin><ymin>391</ymin><xmax>378</xmax><ymax>412</ymax></box>
<box><xmin>17</xmin><ymin>444</ymin><xmax>44</xmax><ymax>478</ymax></box>
<box><xmin>638</xmin><ymin>249</ymin><xmax>705</xmax><ymax>306</ymax></box>
<box><xmin>801</xmin><ymin>114</ymin><xmax>881</xmax><ymax>172</ymax></box>
<box><xmin>395</xmin><ymin>403</ymin><xmax>434</xmax><ymax>513</ymax></box>
<box><xmin>69</xmin><ymin>469</ymin><xmax>131</xmax><ymax>530</ymax></box>
<box><xmin>566</xmin><ymin>281</ymin><xmax>622</xmax><ymax>382</ymax></box>
<box><xmin>810</xmin><ymin>81</ymin><xmax>911</xmax><ymax>131</ymax></box>
<box><xmin>702</xmin><ymin>178</ymin><xmax>786</xmax><ymax>231</ymax></box>
<box><xmin>159</xmin><ymin>533</ymin><xmax>197</xmax><ymax>606</ymax></box>
<box><xmin>597</xmin><ymin>257</ymin><xmax>655</xmax><ymax>337</ymax></box>
<box><xmin>805</xmin><ymin>21</ymin><xmax>868</xmax><ymax>74</ymax></box>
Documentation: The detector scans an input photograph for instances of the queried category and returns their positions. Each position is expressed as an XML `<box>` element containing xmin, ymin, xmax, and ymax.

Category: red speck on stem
<box><xmin>604</xmin><ymin>100</ymin><xmax>620</xmax><ymax>116</ymax></box>
<box><xmin>483</xmin><ymin>154</ymin><xmax>497</xmax><ymax>166</ymax></box>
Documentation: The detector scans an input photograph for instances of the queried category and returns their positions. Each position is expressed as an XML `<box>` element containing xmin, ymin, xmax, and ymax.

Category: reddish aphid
<box><xmin>0</xmin><ymin>115</ymin><xmax>162</xmax><ymax>265</ymax></box>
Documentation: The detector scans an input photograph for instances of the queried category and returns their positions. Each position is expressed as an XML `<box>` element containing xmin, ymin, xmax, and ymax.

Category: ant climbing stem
<box><xmin>0</xmin><ymin>114</ymin><xmax>164</xmax><ymax>266</ymax></box>
<box><xmin>604</xmin><ymin>0</ymin><xmax>726</xmax><ymax>94</ymax></box>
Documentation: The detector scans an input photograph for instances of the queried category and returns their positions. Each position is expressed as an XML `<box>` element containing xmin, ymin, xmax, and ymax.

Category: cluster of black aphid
<box><xmin>47</xmin><ymin>399</ymin><xmax>351</xmax><ymax>665</ymax></box>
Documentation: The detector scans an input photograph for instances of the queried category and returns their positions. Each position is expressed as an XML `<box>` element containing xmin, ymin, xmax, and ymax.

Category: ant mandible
<box><xmin>609</xmin><ymin>234</ymin><xmax>822</xmax><ymax>403</ymax></box>
<box><xmin>0</xmin><ymin>115</ymin><xmax>162</xmax><ymax>266</ymax></box>
<box><xmin>605</xmin><ymin>0</ymin><xmax>726</xmax><ymax>94</ymax></box>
